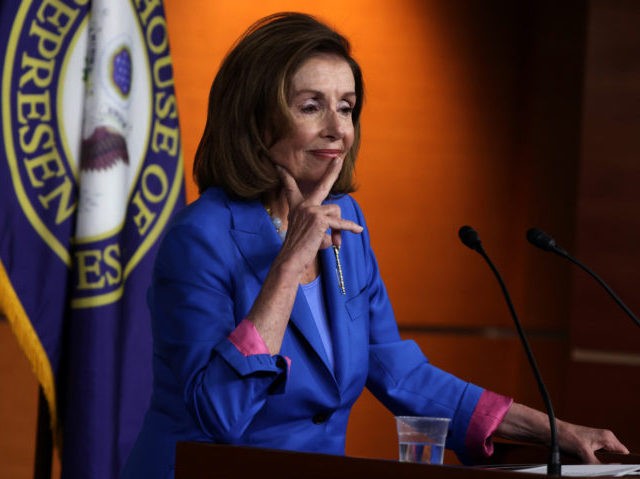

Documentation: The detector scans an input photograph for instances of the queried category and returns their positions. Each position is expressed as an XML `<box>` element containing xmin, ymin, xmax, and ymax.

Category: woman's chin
<box><xmin>296</xmin><ymin>177</ymin><xmax>326</xmax><ymax>196</ymax></box>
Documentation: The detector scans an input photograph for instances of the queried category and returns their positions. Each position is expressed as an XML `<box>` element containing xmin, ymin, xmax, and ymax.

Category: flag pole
<box><xmin>33</xmin><ymin>387</ymin><xmax>53</xmax><ymax>479</ymax></box>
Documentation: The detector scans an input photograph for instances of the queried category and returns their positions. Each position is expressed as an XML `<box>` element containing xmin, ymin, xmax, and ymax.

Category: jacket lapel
<box><xmin>227</xmin><ymin>197</ymin><xmax>335</xmax><ymax>377</ymax></box>
<box><xmin>320</xmin><ymin>246</ymin><xmax>349</xmax><ymax>388</ymax></box>
<box><xmin>228</xmin><ymin>199</ymin><xmax>280</xmax><ymax>284</ymax></box>
<box><xmin>289</xmin><ymin>287</ymin><xmax>335</xmax><ymax>375</ymax></box>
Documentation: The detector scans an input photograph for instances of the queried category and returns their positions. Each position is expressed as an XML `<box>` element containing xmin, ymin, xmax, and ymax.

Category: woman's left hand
<box><xmin>556</xmin><ymin>419</ymin><xmax>629</xmax><ymax>463</ymax></box>
<box><xmin>497</xmin><ymin>402</ymin><xmax>629</xmax><ymax>463</ymax></box>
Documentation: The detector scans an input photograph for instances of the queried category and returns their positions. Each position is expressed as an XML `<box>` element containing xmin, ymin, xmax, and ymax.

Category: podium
<box><xmin>175</xmin><ymin>441</ymin><xmax>638</xmax><ymax>479</ymax></box>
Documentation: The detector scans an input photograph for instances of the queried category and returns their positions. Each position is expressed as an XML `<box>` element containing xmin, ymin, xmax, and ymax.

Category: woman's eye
<box><xmin>338</xmin><ymin>101</ymin><xmax>354</xmax><ymax>116</ymax></box>
<box><xmin>300</xmin><ymin>101</ymin><xmax>319</xmax><ymax>114</ymax></box>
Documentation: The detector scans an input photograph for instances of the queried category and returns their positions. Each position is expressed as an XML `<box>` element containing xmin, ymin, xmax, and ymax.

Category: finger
<box><xmin>331</xmin><ymin>228</ymin><xmax>342</xmax><ymax>248</ymax></box>
<box><xmin>319</xmin><ymin>232</ymin><xmax>333</xmax><ymax>250</ymax></box>
<box><xmin>328</xmin><ymin>218</ymin><xmax>363</xmax><ymax>235</ymax></box>
<box><xmin>321</xmin><ymin>220</ymin><xmax>363</xmax><ymax>250</ymax></box>
<box><xmin>276</xmin><ymin>165</ymin><xmax>304</xmax><ymax>208</ymax></box>
<box><xmin>600</xmin><ymin>431</ymin><xmax>629</xmax><ymax>454</ymax></box>
<box><xmin>307</xmin><ymin>156</ymin><xmax>344</xmax><ymax>205</ymax></box>
<box><xmin>580</xmin><ymin>448</ymin><xmax>600</xmax><ymax>465</ymax></box>
<box><xmin>613</xmin><ymin>442</ymin><xmax>630</xmax><ymax>455</ymax></box>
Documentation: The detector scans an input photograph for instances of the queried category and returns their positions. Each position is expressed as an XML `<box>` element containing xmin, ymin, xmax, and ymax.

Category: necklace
<box><xmin>265</xmin><ymin>207</ymin><xmax>287</xmax><ymax>240</ymax></box>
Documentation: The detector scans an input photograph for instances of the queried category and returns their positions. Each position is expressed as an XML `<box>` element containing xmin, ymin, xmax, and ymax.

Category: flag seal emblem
<box><xmin>2</xmin><ymin>0</ymin><xmax>184</xmax><ymax>310</ymax></box>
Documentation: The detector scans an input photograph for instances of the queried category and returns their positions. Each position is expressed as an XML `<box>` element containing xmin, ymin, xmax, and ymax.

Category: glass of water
<box><xmin>395</xmin><ymin>416</ymin><xmax>450</xmax><ymax>465</ymax></box>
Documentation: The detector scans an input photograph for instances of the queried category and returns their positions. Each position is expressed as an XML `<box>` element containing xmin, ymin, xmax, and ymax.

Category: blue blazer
<box><xmin>122</xmin><ymin>188</ymin><xmax>484</xmax><ymax>478</ymax></box>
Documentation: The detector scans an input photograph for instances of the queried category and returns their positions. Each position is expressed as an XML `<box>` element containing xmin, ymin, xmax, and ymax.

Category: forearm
<box><xmin>495</xmin><ymin>402</ymin><xmax>551</xmax><ymax>444</ymax></box>
<box><xmin>245</xmin><ymin>256</ymin><xmax>302</xmax><ymax>354</ymax></box>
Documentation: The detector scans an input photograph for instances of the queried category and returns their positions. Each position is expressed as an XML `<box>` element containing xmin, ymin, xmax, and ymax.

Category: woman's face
<box><xmin>269</xmin><ymin>53</ymin><xmax>356</xmax><ymax>195</ymax></box>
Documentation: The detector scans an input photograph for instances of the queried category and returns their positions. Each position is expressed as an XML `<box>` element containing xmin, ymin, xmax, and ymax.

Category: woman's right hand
<box><xmin>275</xmin><ymin>156</ymin><xmax>363</xmax><ymax>280</ymax></box>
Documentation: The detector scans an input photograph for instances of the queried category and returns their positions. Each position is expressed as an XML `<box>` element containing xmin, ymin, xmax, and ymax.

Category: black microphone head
<box><xmin>526</xmin><ymin>228</ymin><xmax>558</xmax><ymax>252</ymax></box>
<box><xmin>458</xmin><ymin>225</ymin><xmax>482</xmax><ymax>251</ymax></box>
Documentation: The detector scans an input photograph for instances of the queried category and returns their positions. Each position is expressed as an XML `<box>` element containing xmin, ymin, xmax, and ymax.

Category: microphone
<box><xmin>458</xmin><ymin>225</ymin><xmax>483</xmax><ymax>252</ymax></box>
<box><xmin>458</xmin><ymin>225</ymin><xmax>562</xmax><ymax>476</ymax></box>
<box><xmin>525</xmin><ymin>228</ymin><xmax>568</xmax><ymax>255</ymax></box>
<box><xmin>526</xmin><ymin>228</ymin><xmax>640</xmax><ymax>328</ymax></box>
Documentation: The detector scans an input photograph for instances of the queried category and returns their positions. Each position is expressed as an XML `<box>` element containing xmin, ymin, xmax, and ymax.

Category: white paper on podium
<box><xmin>514</xmin><ymin>464</ymin><xmax>640</xmax><ymax>477</ymax></box>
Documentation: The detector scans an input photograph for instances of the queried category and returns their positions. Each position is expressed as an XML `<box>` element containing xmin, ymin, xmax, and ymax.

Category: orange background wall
<box><xmin>162</xmin><ymin>0</ymin><xmax>581</xmax><ymax>461</ymax></box>
<box><xmin>167</xmin><ymin>1</ymin><xmax>556</xmax><ymax>327</ymax></box>
<box><xmin>1</xmin><ymin>1</ymin><xmax>638</xmax><ymax>477</ymax></box>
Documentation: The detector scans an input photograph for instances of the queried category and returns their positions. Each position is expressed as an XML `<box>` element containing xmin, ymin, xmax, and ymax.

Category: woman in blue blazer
<box><xmin>122</xmin><ymin>12</ymin><xmax>628</xmax><ymax>479</ymax></box>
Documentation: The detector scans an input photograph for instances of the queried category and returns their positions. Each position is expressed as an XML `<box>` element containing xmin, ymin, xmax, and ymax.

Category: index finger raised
<box><xmin>307</xmin><ymin>156</ymin><xmax>344</xmax><ymax>205</ymax></box>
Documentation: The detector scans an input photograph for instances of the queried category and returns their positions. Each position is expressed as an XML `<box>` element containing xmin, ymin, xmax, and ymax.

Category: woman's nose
<box><xmin>321</xmin><ymin>111</ymin><xmax>345</xmax><ymax>140</ymax></box>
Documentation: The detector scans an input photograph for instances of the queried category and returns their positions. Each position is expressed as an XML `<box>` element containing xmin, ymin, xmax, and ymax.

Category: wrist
<box><xmin>270</xmin><ymin>254</ymin><xmax>306</xmax><ymax>285</ymax></box>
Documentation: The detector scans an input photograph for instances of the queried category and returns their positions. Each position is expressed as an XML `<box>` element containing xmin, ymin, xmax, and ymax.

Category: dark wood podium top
<box><xmin>175</xmin><ymin>441</ymin><xmax>638</xmax><ymax>479</ymax></box>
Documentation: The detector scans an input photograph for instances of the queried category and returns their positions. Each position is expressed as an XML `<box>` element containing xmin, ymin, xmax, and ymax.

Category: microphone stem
<box><xmin>556</xmin><ymin>251</ymin><xmax>640</xmax><ymax>328</ymax></box>
<box><xmin>478</xmin><ymin>248</ymin><xmax>562</xmax><ymax>476</ymax></box>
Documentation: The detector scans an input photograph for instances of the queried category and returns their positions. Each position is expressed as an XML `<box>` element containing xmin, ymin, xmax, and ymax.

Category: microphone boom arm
<box><xmin>527</xmin><ymin>228</ymin><xmax>640</xmax><ymax>328</ymax></box>
<box><xmin>555</xmin><ymin>251</ymin><xmax>639</xmax><ymax>329</ymax></box>
<box><xmin>476</xmin><ymin>247</ymin><xmax>561</xmax><ymax>476</ymax></box>
<box><xmin>459</xmin><ymin>226</ymin><xmax>561</xmax><ymax>476</ymax></box>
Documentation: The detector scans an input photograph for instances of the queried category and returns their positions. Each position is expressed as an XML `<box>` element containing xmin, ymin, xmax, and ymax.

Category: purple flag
<box><xmin>0</xmin><ymin>0</ymin><xmax>185</xmax><ymax>477</ymax></box>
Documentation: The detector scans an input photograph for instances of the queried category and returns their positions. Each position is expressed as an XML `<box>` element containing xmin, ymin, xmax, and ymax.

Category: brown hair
<box><xmin>193</xmin><ymin>12</ymin><xmax>364</xmax><ymax>198</ymax></box>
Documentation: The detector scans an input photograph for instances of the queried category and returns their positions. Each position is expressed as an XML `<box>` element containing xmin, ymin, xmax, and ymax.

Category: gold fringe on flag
<box><xmin>0</xmin><ymin>259</ymin><xmax>61</xmax><ymax>452</ymax></box>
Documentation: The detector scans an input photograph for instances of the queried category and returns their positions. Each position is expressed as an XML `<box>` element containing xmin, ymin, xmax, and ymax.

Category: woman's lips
<box><xmin>309</xmin><ymin>149</ymin><xmax>343</xmax><ymax>159</ymax></box>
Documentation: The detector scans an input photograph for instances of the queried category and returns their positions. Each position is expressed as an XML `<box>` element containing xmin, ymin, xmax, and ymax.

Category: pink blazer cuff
<box><xmin>465</xmin><ymin>390</ymin><xmax>513</xmax><ymax>458</ymax></box>
<box><xmin>228</xmin><ymin>319</ymin><xmax>270</xmax><ymax>356</ymax></box>
<box><xmin>228</xmin><ymin>319</ymin><xmax>292</xmax><ymax>369</ymax></box>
